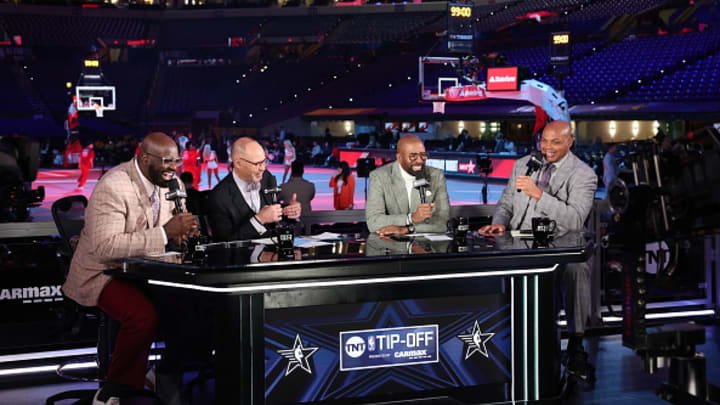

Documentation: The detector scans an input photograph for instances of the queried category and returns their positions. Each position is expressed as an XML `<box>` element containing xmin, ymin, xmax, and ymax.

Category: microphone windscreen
<box><xmin>168</xmin><ymin>178</ymin><xmax>180</xmax><ymax>192</ymax></box>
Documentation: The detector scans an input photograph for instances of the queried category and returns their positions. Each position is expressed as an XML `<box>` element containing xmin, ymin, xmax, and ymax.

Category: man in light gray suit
<box><xmin>366</xmin><ymin>135</ymin><xmax>450</xmax><ymax>235</ymax></box>
<box><xmin>479</xmin><ymin>120</ymin><xmax>598</xmax><ymax>381</ymax></box>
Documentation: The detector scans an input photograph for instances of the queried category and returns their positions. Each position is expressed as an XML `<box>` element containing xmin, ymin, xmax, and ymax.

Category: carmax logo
<box><xmin>0</xmin><ymin>285</ymin><xmax>63</xmax><ymax>304</ymax></box>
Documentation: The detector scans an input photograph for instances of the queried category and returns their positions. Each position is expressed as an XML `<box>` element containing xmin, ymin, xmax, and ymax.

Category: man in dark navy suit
<box><xmin>208</xmin><ymin>137</ymin><xmax>301</xmax><ymax>242</ymax></box>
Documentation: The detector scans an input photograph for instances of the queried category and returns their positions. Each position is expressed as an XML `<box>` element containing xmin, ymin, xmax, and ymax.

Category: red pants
<box><xmin>77</xmin><ymin>166</ymin><xmax>90</xmax><ymax>187</ymax></box>
<box><xmin>97</xmin><ymin>279</ymin><xmax>157</xmax><ymax>389</ymax></box>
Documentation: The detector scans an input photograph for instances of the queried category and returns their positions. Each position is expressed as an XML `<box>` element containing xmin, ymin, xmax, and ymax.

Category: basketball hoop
<box><xmin>432</xmin><ymin>101</ymin><xmax>446</xmax><ymax>114</ymax></box>
<box><xmin>93</xmin><ymin>103</ymin><xmax>104</xmax><ymax>118</ymax></box>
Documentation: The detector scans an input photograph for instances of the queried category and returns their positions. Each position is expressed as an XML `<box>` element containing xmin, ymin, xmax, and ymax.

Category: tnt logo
<box><xmin>344</xmin><ymin>336</ymin><xmax>366</xmax><ymax>358</ymax></box>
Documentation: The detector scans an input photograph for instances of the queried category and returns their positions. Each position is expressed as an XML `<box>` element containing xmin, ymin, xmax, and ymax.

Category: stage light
<box><xmin>65</xmin><ymin>82</ymin><xmax>72</xmax><ymax>88</ymax></box>
<box><xmin>348</xmin><ymin>98</ymin><xmax>353</xmax><ymax>102</ymax></box>
<box><xmin>632</xmin><ymin>121</ymin><xmax>639</xmax><ymax>138</ymax></box>
<box><xmin>236</xmin><ymin>79</ymin><xmax>240</xmax><ymax>83</ymax></box>
<box><xmin>329</xmin><ymin>106</ymin><xmax>333</xmax><ymax>109</ymax></box>
<box><xmin>458</xmin><ymin>121</ymin><xmax>465</xmax><ymax>131</ymax></box>
<box><xmin>609</xmin><ymin>121</ymin><xmax>617</xmax><ymax>138</ymax></box>
<box><xmin>653</xmin><ymin>121</ymin><xmax>660</xmax><ymax>135</ymax></box>
<box><xmin>249</xmin><ymin>114</ymin><xmax>253</xmax><ymax>118</ymax></box>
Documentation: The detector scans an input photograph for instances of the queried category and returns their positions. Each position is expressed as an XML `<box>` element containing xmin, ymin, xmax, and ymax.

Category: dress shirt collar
<box><xmin>546</xmin><ymin>151</ymin><xmax>570</xmax><ymax>170</ymax></box>
<box><xmin>398</xmin><ymin>163</ymin><xmax>416</xmax><ymax>185</ymax></box>
<box><xmin>232</xmin><ymin>170</ymin><xmax>260</xmax><ymax>193</ymax></box>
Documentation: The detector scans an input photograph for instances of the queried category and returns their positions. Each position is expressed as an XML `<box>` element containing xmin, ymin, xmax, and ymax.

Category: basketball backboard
<box><xmin>75</xmin><ymin>86</ymin><xmax>116</xmax><ymax>112</ymax></box>
<box><xmin>418</xmin><ymin>56</ymin><xmax>462</xmax><ymax>102</ymax></box>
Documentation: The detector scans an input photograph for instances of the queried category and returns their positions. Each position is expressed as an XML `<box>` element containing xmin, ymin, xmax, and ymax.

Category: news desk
<box><xmin>111</xmin><ymin>232</ymin><xmax>590</xmax><ymax>405</ymax></box>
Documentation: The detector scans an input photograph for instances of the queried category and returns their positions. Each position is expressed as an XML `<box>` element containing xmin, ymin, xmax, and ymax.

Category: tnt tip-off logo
<box><xmin>339</xmin><ymin>325</ymin><xmax>439</xmax><ymax>371</ymax></box>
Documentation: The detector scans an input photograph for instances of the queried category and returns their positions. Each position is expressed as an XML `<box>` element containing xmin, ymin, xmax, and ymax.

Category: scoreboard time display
<box><xmin>447</xmin><ymin>3</ymin><xmax>474</xmax><ymax>54</ymax></box>
<box><xmin>550</xmin><ymin>31</ymin><xmax>571</xmax><ymax>64</ymax></box>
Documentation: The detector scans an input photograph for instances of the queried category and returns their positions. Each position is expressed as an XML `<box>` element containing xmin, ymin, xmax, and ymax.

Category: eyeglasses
<box><xmin>236</xmin><ymin>156</ymin><xmax>269</xmax><ymax>169</ymax></box>
<box><xmin>144</xmin><ymin>152</ymin><xmax>182</xmax><ymax>166</ymax></box>
<box><xmin>408</xmin><ymin>152</ymin><xmax>429</xmax><ymax>161</ymax></box>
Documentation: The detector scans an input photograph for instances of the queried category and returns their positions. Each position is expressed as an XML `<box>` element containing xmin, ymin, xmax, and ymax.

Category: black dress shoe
<box><xmin>156</xmin><ymin>371</ymin><xmax>190</xmax><ymax>405</ymax></box>
<box><xmin>566</xmin><ymin>346</ymin><xmax>594</xmax><ymax>381</ymax></box>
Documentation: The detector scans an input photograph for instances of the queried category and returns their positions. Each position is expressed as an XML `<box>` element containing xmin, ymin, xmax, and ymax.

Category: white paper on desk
<box><xmin>305</xmin><ymin>232</ymin><xmax>342</xmax><ymax>240</ymax></box>
<box><xmin>510</xmin><ymin>230</ymin><xmax>533</xmax><ymax>238</ymax></box>
<box><xmin>410</xmin><ymin>232</ymin><xmax>444</xmax><ymax>238</ymax></box>
<box><xmin>421</xmin><ymin>234</ymin><xmax>453</xmax><ymax>241</ymax></box>
<box><xmin>147</xmin><ymin>251</ymin><xmax>182</xmax><ymax>257</ymax></box>
<box><xmin>296</xmin><ymin>240</ymin><xmax>333</xmax><ymax>248</ymax></box>
<box><xmin>251</xmin><ymin>237</ymin><xmax>275</xmax><ymax>245</ymax></box>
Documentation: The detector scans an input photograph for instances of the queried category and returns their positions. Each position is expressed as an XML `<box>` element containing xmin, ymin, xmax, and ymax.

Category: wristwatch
<box><xmin>407</xmin><ymin>223</ymin><xmax>415</xmax><ymax>234</ymax></box>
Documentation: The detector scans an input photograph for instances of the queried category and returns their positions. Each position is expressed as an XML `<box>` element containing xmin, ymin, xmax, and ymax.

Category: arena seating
<box><xmin>0</xmin><ymin>14</ymin><xmax>146</xmax><ymax>47</ymax></box>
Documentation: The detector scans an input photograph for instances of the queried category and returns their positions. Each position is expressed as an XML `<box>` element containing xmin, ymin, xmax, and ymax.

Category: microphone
<box><xmin>263</xmin><ymin>187</ymin><xmax>282</xmax><ymax>204</ymax></box>
<box><xmin>165</xmin><ymin>178</ymin><xmax>187</xmax><ymax>213</ymax></box>
<box><xmin>413</xmin><ymin>172</ymin><xmax>431</xmax><ymax>224</ymax></box>
<box><xmin>517</xmin><ymin>151</ymin><xmax>544</xmax><ymax>192</ymax></box>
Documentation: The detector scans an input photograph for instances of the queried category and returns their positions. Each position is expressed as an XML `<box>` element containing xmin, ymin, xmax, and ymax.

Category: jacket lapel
<box><xmin>547</xmin><ymin>152</ymin><xmax>576</xmax><ymax>194</ymax></box>
<box><xmin>126</xmin><ymin>159</ymin><xmax>154</xmax><ymax>229</ymax></box>
<box><xmin>390</xmin><ymin>162</ymin><xmax>410</xmax><ymax>213</ymax></box>
<box><xmin>229</xmin><ymin>177</ymin><xmax>252</xmax><ymax>215</ymax></box>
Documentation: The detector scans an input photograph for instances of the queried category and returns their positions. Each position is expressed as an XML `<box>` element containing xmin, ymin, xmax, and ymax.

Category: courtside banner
<box><xmin>444</xmin><ymin>85</ymin><xmax>487</xmax><ymax>101</ymax></box>
<box><xmin>339</xmin><ymin>325</ymin><xmax>439</xmax><ymax>371</ymax></box>
<box><xmin>486</xmin><ymin>66</ymin><xmax>519</xmax><ymax>91</ymax></box>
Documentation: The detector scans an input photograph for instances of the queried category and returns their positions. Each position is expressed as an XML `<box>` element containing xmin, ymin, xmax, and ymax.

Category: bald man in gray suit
<box><xmin>365</xmin><ymin>135</ymin><xmax>450</xmax><ymax>235</ymax></box>
<box><xmin>480</xmin><ymin>120</ymin><xmax>598</xmax><ymax>381</ymax></box>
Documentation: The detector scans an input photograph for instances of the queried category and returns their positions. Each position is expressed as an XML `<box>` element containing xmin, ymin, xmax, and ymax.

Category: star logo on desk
<box><xmin>457</xmin><ymin>320</ymin><xmax>495</xmax><ymax>360</ymax></box>
<box><xmin>276</xmin><ymin>334</ymin><xmax>319</xmax><ymax>376</ymax></box>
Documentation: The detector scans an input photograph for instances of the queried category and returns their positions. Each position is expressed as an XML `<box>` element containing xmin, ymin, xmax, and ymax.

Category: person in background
<box><xmin>494</xmin><ymin>131</ymin><xmax>506</xmax><ymax>154</ymax></box>
<box><xmin>603</xmin><ymin>143</ymin><xmax>619</xmax><ymax>190</ymax></box>
<box><xmin>455</xmin><ymin>129</ymin><xmax>470</xmax><ymax>152</ymax></box>
<box><xmin>311</xmin><ymin>141</ymin><xmax>323</xmax><ymax>165</ymax></box>
<box><xmin>279</xmin><ymin>161</ymin><xmax>315</xmax><ymax>214</ymax></box>
<box><xmin>203</xmin><ymin>144</ymin><xmax>221</xmax><ymax>189</ymax></box>
<box><xmin>77</xmin><ymin>143</ymin><xmax>94</xmax><ymax>189</ymax></box>
<box><xmin>329</xmin><ymin>161</ymin><xmax>355</xmax><ymax>210</ymax></box>
<box><xmin>182</xmin><ymin>142</ymin><xmax>201</xmax><ymax>190</ymax></box>
<box><xmin>226</xmin><ymin>140</ymin><xmax>233</xmax><ymax>173</ymax></box>
<box><xmin>180</xmin><ymin>171</ymin><xmax>204</xmax><ymax>216</ymax></box>
<box><xmin>281</xmin><ymin>139</ymin><xmax>295</xmax><ymax>183</ymax></box>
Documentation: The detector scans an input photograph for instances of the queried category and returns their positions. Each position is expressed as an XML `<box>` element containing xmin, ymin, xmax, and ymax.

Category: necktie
<box><xmin>150</xmin><ymin>187</ymin><xmax>160</xmax><ymax>226</ymax></box>
<box><xmin>537</xmin><ymin>163</ymin><xmax>553</xmax><ymax>191</ymax></box>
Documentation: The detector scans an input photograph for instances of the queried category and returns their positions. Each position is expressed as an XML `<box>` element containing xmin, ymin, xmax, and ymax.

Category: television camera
<box><xmin>0</xmin><ymin>135</ymin><xmax>45</xmax><ymax>222</ymax></box>
<box><xmin>604</xmin><ymin>127</ymin><xmax>720</xmax><ymax>404</ymax></box>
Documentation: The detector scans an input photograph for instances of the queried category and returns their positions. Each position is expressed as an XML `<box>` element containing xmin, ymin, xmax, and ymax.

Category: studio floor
<box><xmin>1</xmin><ymin>326</ymin><xmax>718</xmax><ymax>404</ymax></box>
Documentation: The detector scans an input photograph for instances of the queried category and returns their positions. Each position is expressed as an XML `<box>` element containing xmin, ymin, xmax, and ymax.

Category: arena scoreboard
<box><xmin>447</xmin><ymin>3</ymin><xmax>474</xmax><ymax>54</ymax></box>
